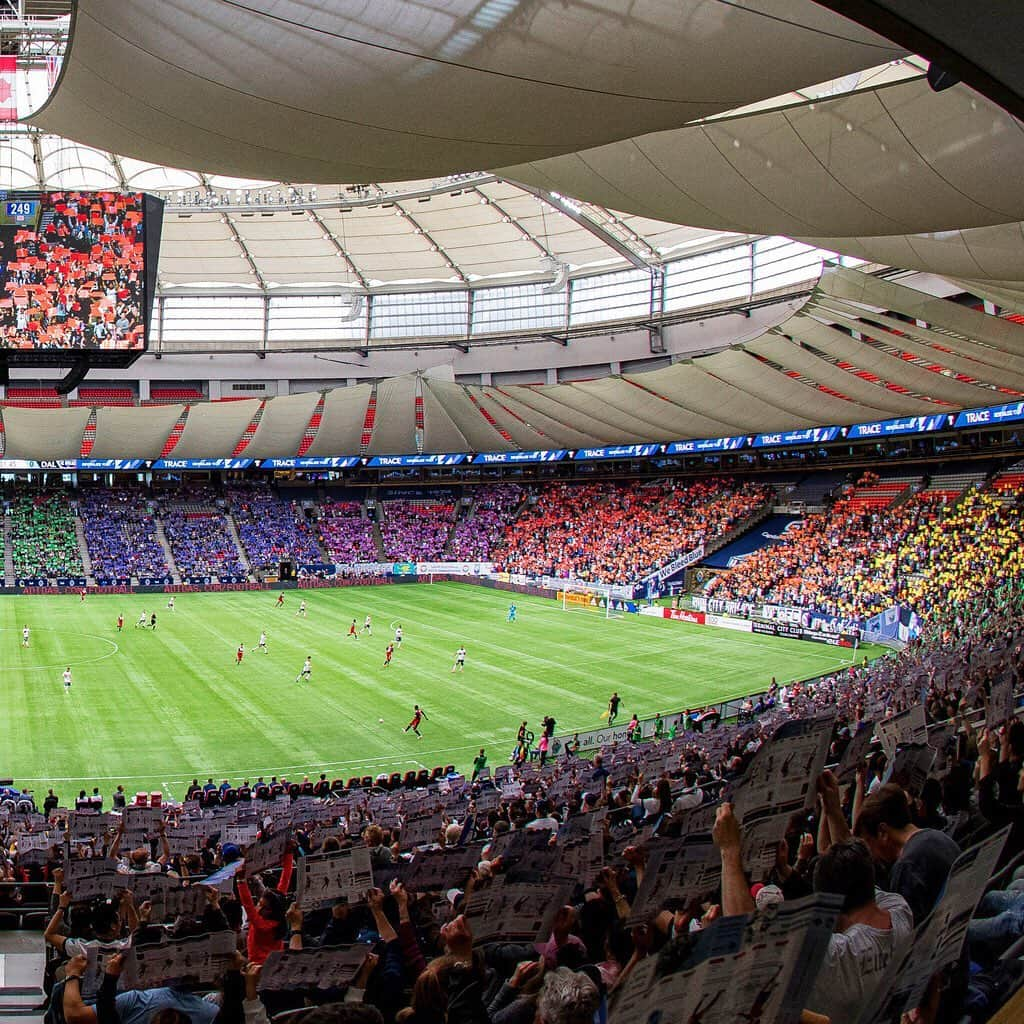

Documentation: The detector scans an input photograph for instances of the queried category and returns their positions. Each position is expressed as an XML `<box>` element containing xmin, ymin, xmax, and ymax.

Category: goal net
<box><xmin>559</xmin><ymin>586</ymin><xmax>626</xmax><ymax>619</ymax></box>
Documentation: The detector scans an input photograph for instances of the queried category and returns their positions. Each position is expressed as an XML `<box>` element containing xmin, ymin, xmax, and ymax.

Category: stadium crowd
<box><xmin>0</xmin><ymin>468</ymin><xmax>1021</xmax><ymax>1022</ymax></box>
<box><xmin>8</xmin><ymin>492</ymin><xmax>84</xmax><ymax>579</ymax></box>
<box><xmin>5</xmin><ymin>574</ymin><xmax>1020</xmax><ymax>1024</ymax></box>
<box><xmin>79</xmin><ymin>488</ymin><xmax>170</xmax><ymax>580</ymax></box>
<box><xmin>317</xmin><ymin>501</ymin><xmax>379</xmax><ymax>564</ymax></box>
<box><xmin>448</xmin><ymin>485</ymin><xmax>523</xmax><ymax>562</ymax></box>
<box><xmin>493</xmin><ymin>477</ymin><xmax>772</xmax><ymax>583</ymax></box>
<box><xmin>706</xmin><ymin>472</ymin><xmax>1024</xmax><ymax>622</ymax></box>
<box><xmin>160</xmin><ymin>512</ymin><xmax>245</xmax><ymax>579</ymax></box>
<box><xmin>0</xmin><ymin>191</ymin><xmax>145</xmax><ymax>352</ymax></box>
<box><xmin>225</xmin><ymin>484</ymin><xmax>322</xmax><ymax>572</ymax></box>
<box><xmin>379</xmin><ymin>498</ymin><xmax>456</xmax><ymax>562</ymax></box>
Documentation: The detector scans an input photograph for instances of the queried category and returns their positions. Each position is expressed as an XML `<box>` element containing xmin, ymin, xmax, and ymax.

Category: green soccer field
<box><xmin>0</xmin><ymin>583</ymin><xmax>883</xmax><ymax>800</ymax></box>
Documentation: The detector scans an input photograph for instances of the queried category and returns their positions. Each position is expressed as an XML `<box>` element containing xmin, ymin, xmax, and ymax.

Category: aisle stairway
<box><xmin>2</xmin><ymin>519</ymin><xmax>13</xmax><ymax>582</ymax></box>
<box><xmin>153</xmin><ymin>518</ymin><xmax>181</xmax><ymax>583</ymax></box>
<box><xmin>224</xmin><ymin>514</ymin><xmax>254</xmax><ymax>579</ymax></box>
<box><xmin>0</xmin><ymin>932</ymin><xmax>46</xmax><ymax>1022</ymax></box>
<box><xmin>73</xmin><ymin>516</ymin><xmax>93</xmax><ymax>581</ymax></box>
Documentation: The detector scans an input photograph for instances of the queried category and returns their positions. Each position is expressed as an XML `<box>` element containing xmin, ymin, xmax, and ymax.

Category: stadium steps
<box><xmin>2</xmin><ymin>519</ymin><xmax>13</xmax><ymax>582</ymax></box>
<box><xmin>0</xmin><ymin>944</ymin><xmax>46</xmax><ymax>1021</ymax></box>
<box><xmin>371</xmin><ymin>514</ymin><xmax>386</xmax><ymax>560</ymax></box>
<box><xmin>153</xmin><ymin>517</ymin><xmax>181</xmax><ymax>583</ymax></box>
<box><xmin>701</xmin><ymin>500</ymin><xmax>775</xmax><ymax>560</ymax></box>
<box><xmin>224</xmin><ymin>514</ymin><xmax>255</xmax><ymax>579</ymax></box>
<box><xmin>73</xmin><ymin>517</ymin><xmax>94</xmax><ymax>581</ymax></box>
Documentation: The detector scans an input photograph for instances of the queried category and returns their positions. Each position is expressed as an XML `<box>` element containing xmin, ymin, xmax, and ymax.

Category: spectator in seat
<box><xmin>855</xmin><ymin>783</ymin><xmax>961</xmax><ymax>924</ymax></box>
<box><xmin>804</xmin><ymin>839</ymin><xmax>914</xmax><ymax>1023</ymax></box>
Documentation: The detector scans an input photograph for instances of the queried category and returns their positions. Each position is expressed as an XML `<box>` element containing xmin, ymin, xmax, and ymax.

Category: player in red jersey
<box><xmin>116</xmin><ymin>613</ymin><xmax>124</xmax><ymax>632</ymax></box>
<box><xmin>80</xmin><ymin>588</ymin><xmax>87</xmax><ymax>602</ymax></box>
<box><xmin>235</xmin><ymin>643</ymin><xmax>245</xmax><ymax>666</ymax></box>
<box><xmin>347</xmin><ymin>619</ymin><xmax>359</xmax><ymax>640</ymax></box>
<box><xmin>403</xmin><ymin>705</ymin><xmax>428</xmax><ymax>737</ymax></box>
<box><xmin>275</xmin><ymin>593</ymin><xmax>284</xmax><ymax>608</ymax></box>
<box><xmin>383</xmin><ymin>643</ymin><xmax>394</xmax><ymax>667</ymax></box>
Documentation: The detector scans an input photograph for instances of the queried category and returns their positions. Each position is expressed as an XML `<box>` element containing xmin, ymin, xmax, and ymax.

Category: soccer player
<box><xmin>394</xmin><ymin>625</ymin><xmax>403</xmax><ymax>647</ymax></box>
<box><xmin>236</xmin><ymin>643</ymin><xmax>245</xmax><ymax>666</ymax></box>
<box><xmin>362</xmin><ymin>614</ymin><xmax>372</xmax><ymax>635</ymax></box>
<box><xmin>276</xmin><ymin>593</ymin><xmax>285</xmax><ymax>608</ymax></box>
<box><xmin>167</xmin><ymin>595</ymin><xmax>175</xmax><ymax>612</ymax></box>
<box><xmin>149</xmin><ymin>612</ymin><xmax>158</xmax><ymax>630</ymax></box>
<box><xmin>135</xmin><ymin>611</ymin><xmax>147</xmax><ymax>629</ymax></box>
<box><xmin>21</xmin><ymin>625</ymin><xmax>29</xmax><ymax>648</ymax></box>
<box><xmin>257</xmin><ymin>630</ymin><xmax>268</xmax><ymax>654</ymax></box>
<box><xmin>507</xmin><ymin>603</ymin><xmax>517</xmax><ymax>622</ymax></box>
<box><xmin>116</xmin><ymin>613</ymin><xmax>124</xmax><ymax>632</ymax></box>
<box><xmin>62</xmin><ymin>666</ymin><xmax>72</xmax><ymax>692</ymax></box>
<box><xmin>607</xmin><ymin>691</ymin><xmax>621</xmax><ymax>724</ymax></box>
<box><xmin>296</xmin><ymin>656</ymin><xmax>312</xmax><ymax>683</ymax></box>
<box><xmin>347</xmin><ymin>619</ymin><xmax>359</xmax><ymax>640</ymax></box>
<box><xmin>383</xmin><ymin>643</ymin><xmax>394</xmax><ymax>667</ymax></box>
<box><xmin>471</xmin><ymin>748</ymin><xmax>487</xmax><ymax>780</ymax></box>
<box><xmin>80</xmin><ymin>588</ymin><xmax>86</xmax><ymax>602</ymax></box>
<box><xmin>403</xmin><ymin>704</ymin><xmax>428</xmax><ymax>737</ymax></box>
<box><xmin>295</xmin><ymin>599</ymin><xmax>307</xmax><ymax>618</ymax></box>
<box><xmin>451</xmin><ymin>646</ymin><xmax>466</xmax><ymax>672</ymax></box>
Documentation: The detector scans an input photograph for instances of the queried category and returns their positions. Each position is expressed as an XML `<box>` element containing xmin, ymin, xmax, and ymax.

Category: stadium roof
<box><xmin>3</xmin><ymin>268</ymin><xmax>1022</xmax><ymax>458</ymax></box>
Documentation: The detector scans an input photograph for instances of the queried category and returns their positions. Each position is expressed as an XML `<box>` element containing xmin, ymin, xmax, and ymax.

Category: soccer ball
<box><xmin>378</xmin><ymin>717</ymin><xmax>384</xmax><ymax>723</ymax></box>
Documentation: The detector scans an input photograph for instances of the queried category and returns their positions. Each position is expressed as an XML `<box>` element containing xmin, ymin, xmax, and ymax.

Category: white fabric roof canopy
<box><xmin>30</xmin><ymin>0</ymin><xmax>901</xmax><ymax>183</ymax></box>
<box><xmin>6</xmin><ymin>269</ymin><xmax>1019</xmax><ymax>459</ymax></box>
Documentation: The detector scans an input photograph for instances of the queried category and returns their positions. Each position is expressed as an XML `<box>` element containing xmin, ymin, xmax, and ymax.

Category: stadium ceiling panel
<box><xmin>90</xmin><ymin>404</ymin><xmax>184</xmax><ymax>459</ymax></box>
<box><xmin>477</xmin><ymin>386</ymin><xmax>607</xmax><ymax>448</ymax></box>
<box><xmin>420</xmin><ymin>380</ymin><xmax>515</xmax><ymax>454</ymax></box>
<box><xmin>500</xmin><ymin>79</ymin><xmax>1024</xmax><ymax>238</ymax></box>
<box><xmin>812</xmin><ymin>297</ymin><xmax>1024</xmax><ymax>386</ymax></box>
<box><xmin>304</xmin><ymin>385</ymin><xmax>373</xmax><ymax>457</ymax></box>
<box><xmin>366</xmin><ymin>375</ymin><xmax>418</xmax><ymax>455</ymax></box>
<box><xmin>170</xmin><ymin>399</ymin><xmax>261</xmax><ymax>459</ymax></box>
<box><xmin>2</xmin><ymin>406</ymin><xmax>89</xmax><ymax>459</ymax></box>
<box><xmin>795</xmin><ymin>223</ymin><xmax>1024</xmax><ymax>284</ymax></box>
<box><xmin>743</xmin><ymin>333</ymin><xmax>943</xmax><ymax>415</ymax></box>
<box><xmin>693</xmin><ymin>348</ymin><xmax>885</xmax><ymax>424</ymax></box>
<box><xmin>244</xmin><ymin>391</ymin><xmax>321</xmax><ymax>460</ymax></box>
<box><xmin>818</xmin><ymin>267</ymin><xmax>1024</xmax><ymax>357</ymax></box>
<box><xmin>30</xmin><ymin>1</ymin><xmax>902</xmax><ymax>183</ymax></box>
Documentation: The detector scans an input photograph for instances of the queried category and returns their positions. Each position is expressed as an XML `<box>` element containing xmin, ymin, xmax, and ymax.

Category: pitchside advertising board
<box><xmin>641</xmin><ymin>605</ymin><xmax>856</xmax><ymax>645</ymax></box>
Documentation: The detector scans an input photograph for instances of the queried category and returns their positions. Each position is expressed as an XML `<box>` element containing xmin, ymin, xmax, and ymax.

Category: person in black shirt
<box><xmin>607</xmin><ymin>692</ymin><xmax>621</xmax><ymax>724</ymax></box>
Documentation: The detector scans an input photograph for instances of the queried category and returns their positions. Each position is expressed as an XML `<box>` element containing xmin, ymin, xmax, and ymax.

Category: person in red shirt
<box><xmin>116</xmin><ymin>613</ymin><xmax>123</xmax><ymax>632</ymax></box>
<box><xmin>383</xmin><ymin>643</ymin><xmax>394</xmax><ymax>667</ymax></box>
<box><xmin>235</xmin><ymin>847</ymin><xmax>294</xmax><ymax>964</ymax></box>
<box><xmin>236</xmin><ymin>644</ymin><xmax>245</xmax><ymax>666</ymax></box>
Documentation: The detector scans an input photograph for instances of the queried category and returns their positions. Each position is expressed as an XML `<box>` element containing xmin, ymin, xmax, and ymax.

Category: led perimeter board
<box><xmin>0</xmin><ymin>190</ymin><xmax>163</xmax><ymax>368</ymax></box>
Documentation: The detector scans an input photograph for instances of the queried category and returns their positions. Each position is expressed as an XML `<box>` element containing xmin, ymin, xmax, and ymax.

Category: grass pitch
<box><xmin>0</xmin><ymin>583</ymin><xmax>882</xmax><ymax>800</ymax></box>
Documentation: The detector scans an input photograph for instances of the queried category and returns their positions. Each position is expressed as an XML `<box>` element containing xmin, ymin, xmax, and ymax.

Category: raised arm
<box><xmin>713</xmin><ymin>803</ymin><xmax>755</xmax><ymax>916</ymax></box>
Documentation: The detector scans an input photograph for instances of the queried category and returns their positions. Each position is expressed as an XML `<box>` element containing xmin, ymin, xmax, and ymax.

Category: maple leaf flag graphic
<box><xmin>0</xmin><ymin>57</ymin><xmax>17</xmax><ymax>121</ymax></box>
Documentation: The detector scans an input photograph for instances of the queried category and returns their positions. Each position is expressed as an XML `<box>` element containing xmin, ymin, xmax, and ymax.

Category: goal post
<box><xmin>559</xmin><ymin>583</ymin><xmax>627</xmax><ymax>619</ymax></box>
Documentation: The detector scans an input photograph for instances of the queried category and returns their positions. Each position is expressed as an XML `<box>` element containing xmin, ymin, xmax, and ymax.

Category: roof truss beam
<box><xmin>511</xmin><ymin>182</ymin><xmax>655</xmax><ymax>271</ymax></box>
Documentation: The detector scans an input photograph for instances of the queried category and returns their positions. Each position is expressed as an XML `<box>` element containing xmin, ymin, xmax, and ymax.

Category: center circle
<box><xmin>0</xmin><ymin>628</ymin><xmax>119</xmax><ymax>672</ymax></box>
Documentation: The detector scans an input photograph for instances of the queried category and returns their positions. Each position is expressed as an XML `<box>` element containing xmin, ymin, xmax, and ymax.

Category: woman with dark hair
<box><xmin>235</xmin><ymin>848</ymin><xmax>294</xmax><ymax>964</ymax></box>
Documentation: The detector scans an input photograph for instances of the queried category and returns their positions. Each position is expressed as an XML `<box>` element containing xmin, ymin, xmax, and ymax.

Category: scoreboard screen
<box><xmin>0</xmin><ymin>199</ymin><xmax>42</xmax><ymax>229</ymax></box>
<box><xmin>0</xmin><ymin>190</ymin><xmax>162</xmax><ymax>358</ymax></box>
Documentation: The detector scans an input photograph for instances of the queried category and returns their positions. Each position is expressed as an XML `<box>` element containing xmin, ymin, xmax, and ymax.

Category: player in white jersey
<box><xmin>295</xmin><ymin>599</ymin><xmax>307</xmax><ymax>618</ymax></box>
<box><xmin>394</xmin><ymin>625</ymin><xmax>403</xmax><ymax>647</ymax></box>
<box><xmin>135</xmin><ymin>611</ymin><xmax>147</xmax><ymax>628</ymax></box>
<box><xmin>167</xmin><ymin>595</ymin><xmax>175</xmax><ymax>612</ymax></box>
<box><xmin>362</xmin><ymin>614</ymin><xmax>372</xmax><ymax>636</ymax></box>
<box><xmin>451</xmin><ymin>646</ymin><xmax>467</xmax><ymax>672</ymax></box>
<box><xmin>257</xmin><ymin>630</ymin><xmax>268</xmax><ymax>653</ymax></box>
<box><xmin>21</xmin><ymin>625</ymin><xmax>29</xmax><ymax>648</ymax></box>
<box><xmin>62</xmin><ymin>666</ymin><xmax>73</xmax><ymax>692</ymax></box>
<box><xmin>296</xmin><ymin>656</ymin><xmax>312</xmax><ymax>682</ymax></box>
